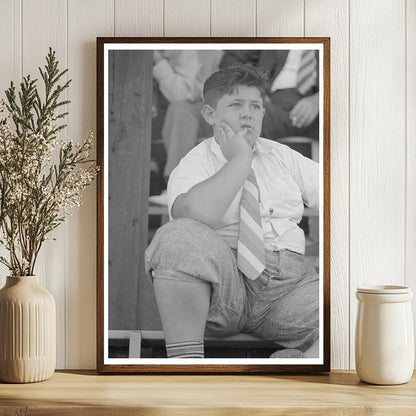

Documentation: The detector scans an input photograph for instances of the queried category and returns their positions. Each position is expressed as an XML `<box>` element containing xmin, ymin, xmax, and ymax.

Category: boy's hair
<box><xmin>203</xmin><ymin>63</ymin><xmax>269</xmax><ymax>108</ymax></box>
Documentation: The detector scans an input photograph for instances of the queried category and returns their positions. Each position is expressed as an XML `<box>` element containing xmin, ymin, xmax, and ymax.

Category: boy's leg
<box><xmin>245</xmin><ymin>250</ymin><xmax>320</xmax><ymax>357</ymax></box>
<box><xmin>153</xmin><ymin>279</ymin><xmax>210</xmax><ymax>357</ymax></box>
<box><xmin>303</xmin><ymin>338</ymin><xmax>319</xmax><ymax>358</ymax></box>
<box><xmin>145</xmin><ymin>218</ymin><xmax>247</xmax><ymax>358</ymax></box>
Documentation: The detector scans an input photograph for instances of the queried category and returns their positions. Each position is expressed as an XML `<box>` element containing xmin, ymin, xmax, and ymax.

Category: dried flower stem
<box><xmin>0</xmin><ymin>48</ymin><xmax>97</xmax><ymax>276</ymax></box>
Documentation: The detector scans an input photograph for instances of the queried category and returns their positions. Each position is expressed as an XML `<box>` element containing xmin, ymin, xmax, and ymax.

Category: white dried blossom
<box><xmin>0</xmin><ymin>50</ymin><xmax>98</xmax><ymax>276</ymax></box>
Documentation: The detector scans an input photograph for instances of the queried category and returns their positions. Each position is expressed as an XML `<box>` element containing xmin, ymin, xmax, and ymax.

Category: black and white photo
<box><xmin>97</xmin><ymin>38</ymin><xmax>330</xmax><ymax>373</ymax></box>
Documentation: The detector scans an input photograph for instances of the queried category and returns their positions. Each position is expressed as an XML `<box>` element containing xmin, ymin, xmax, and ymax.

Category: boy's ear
<box><xmin>201</xmin><ymin>104</ymin><xmax>216</xmax><ymax>125</ymax></box>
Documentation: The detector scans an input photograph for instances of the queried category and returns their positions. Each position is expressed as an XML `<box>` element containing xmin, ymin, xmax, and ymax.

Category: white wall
<box><xmin>0</xmin><ymin>0</ymin><xmax>414</xmax><ymax>370</ymax></box>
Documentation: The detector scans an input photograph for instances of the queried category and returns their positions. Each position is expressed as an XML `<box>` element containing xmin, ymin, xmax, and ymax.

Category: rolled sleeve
<box><xmin>287</xmin><ymin>149</ymin><xmax>319</xmax><ymax>211</ymax></box>
<box><xmin>167</xmin><ymin>144</ymin><xmax>213</xmax><ymax>219</ymax></box>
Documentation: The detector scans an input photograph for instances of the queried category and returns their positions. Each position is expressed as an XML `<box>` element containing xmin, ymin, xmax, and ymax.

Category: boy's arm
<box><xmin>288</xmin><ymin>148</ymin><xmax>319</xmax><ymax>211</ymax></box>
<box><xmin>172</xmin><ymin>126</ymin><xmax>253</xmax><ymax>228</ymax></box>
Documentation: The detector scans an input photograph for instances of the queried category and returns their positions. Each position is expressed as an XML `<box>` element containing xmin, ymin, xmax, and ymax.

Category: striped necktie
<box><xmin>297</xmin><ymin>50</ymin><xmax>317</xmax><ymax>95</ymax></box>
<box><xmin>237</xmin><ymin>169</ymin><xmax>266</xmax><ymax>280</ymax></box>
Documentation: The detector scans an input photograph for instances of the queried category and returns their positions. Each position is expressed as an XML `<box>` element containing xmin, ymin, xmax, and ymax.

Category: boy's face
<box><xmin>202</xmin><ymin>85</ymin><xmax>265</xmax><ymax>148</ymax></box>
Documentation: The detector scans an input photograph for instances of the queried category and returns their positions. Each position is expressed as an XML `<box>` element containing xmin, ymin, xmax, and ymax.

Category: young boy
<box><xmin>145</xmin><ymin>63</ymin><xmax>319</xmax><ymax>359</ymax></box>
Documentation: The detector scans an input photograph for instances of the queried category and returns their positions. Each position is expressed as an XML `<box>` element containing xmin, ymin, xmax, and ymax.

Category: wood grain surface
<box><xmin>305</xmin><ymin>0</ymin><xmax>350</xmax><ymax>371</ymax></box>
<box><xmin>406</xmin><ymin>0</ymin><xmax>416</xmax><ymax>368</ymax></box>
<box><xmin>67</xmin><ymin>0</ymin><xmax>114</xmax><ymax>371</ymax></box>
<box><xmin>0</xmin><ymin>371</ymin><xmax>415</xmax><ymax>415</ymax></box>
<box><xmin>211</xmin><ymin>0</ymin><xmax>256</xmax><ymax>37</ymax></box>
<box><xmin>21</xmin><ymin>0</ymin><xmax>68</xmax><ymax>369</ymax></box>
<box><xmin>349</xmin><ymin>0</ymin><xmax>406</xmax><ymax>369</ymax></box>
<box><xmin>107</xmin><ymin>49</ymin><xmax>152</xmax><ymax>331</ymax></box>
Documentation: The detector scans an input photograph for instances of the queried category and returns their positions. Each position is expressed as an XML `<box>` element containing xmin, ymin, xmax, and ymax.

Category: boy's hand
<box><xmin>217</xmin><ymin>123</ymin><xmax>254</xmax><ymax>161</ymax></box>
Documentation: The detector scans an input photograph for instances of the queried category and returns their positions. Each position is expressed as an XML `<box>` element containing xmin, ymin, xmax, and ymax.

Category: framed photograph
<box><xmin>97</xmin><ymin>37</ymin><xmax>330</xmax><ymax>373</ymax></box>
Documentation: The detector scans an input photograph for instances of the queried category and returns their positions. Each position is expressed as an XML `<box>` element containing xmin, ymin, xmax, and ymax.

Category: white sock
<box><xmin>166</xmin><ymin>341</ymin><xmax>204</xmax><ymax>358</ymax></box>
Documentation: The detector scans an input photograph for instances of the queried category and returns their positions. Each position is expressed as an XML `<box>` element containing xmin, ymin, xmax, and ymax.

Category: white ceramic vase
<box><xmin>355</xmin><ymin>285</ymin><xmax>414</xmax><ymax>385</ymax></box>
<box><xmin>0</xmin><ymin>276</ymin><xmax>56</xmax><ymax>383</ymax></box>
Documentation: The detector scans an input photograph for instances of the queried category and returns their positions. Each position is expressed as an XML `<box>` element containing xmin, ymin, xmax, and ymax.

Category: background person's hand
<box><xmin>289</xmin><ymin>94</ymin><xmax>319</xmax><ymax>128</ymax></box>
<box><xmin>217</xmin><ymin>123</ymin><xmax>253</xmax><ymax>161</ymax></box>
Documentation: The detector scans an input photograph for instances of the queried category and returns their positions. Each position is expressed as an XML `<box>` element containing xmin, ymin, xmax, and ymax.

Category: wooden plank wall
<box><xmin>407</xmin><ymin>0</ymin><xmax>416</xmax><ymax>374</ymax></box>
<box><xmin>0</xmin><ymin>0</ymin><xmax>413</xmax><ymax>370</ymax></box>
<box><xmin>108</xmin><ymin>50</ymin><xmax>153</xmax><ymax>331</ymax></box>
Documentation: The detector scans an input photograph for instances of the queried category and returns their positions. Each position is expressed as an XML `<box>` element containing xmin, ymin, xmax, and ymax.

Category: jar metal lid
<box><xmin>357</xmin><ymin>285</ymin><xmax>411</xmax><ymax>294</ymax></box>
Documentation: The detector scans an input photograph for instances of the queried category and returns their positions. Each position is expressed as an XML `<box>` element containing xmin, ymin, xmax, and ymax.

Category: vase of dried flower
<box><xmin>0</xmin><ymin>276</ymin><xmax>56</xmax><ymax>383</ymax></box>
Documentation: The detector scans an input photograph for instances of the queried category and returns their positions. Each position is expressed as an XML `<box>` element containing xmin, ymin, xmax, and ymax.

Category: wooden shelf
<box><xmin>0</xmin><ymin>370</ymin><xmax>415</xmax><ymax>415</ymax></box>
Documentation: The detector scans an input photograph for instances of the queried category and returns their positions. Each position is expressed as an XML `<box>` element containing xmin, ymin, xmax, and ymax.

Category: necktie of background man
<box><xmin>297</xmin><ymin>50</ymin><xmax>318</xmax><ymax>95</ymax></box>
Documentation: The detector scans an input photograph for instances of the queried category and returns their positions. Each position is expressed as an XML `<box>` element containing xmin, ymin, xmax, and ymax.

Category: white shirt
<box><xmin>167</xmin><ymin>137</ymin><xmax>319</xmax><ymax>254</ymax></box>
<box><xmin>270</xmin><ymin>50</ymin><xmax>303</xmax><ymax>92</ymax></box>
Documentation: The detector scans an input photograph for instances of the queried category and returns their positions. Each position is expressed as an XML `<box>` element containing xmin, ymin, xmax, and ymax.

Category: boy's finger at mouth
<box><xmin>239</xmin><ymin>127</ymin><xmax>249</xmax><ymax>136</ymax></box>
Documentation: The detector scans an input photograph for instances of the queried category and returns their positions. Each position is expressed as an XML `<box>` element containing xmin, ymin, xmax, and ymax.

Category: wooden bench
<box><xmin>108</xmin><ymin>330</ymin><xmax>277</xmax><ymax>359</ymax></box>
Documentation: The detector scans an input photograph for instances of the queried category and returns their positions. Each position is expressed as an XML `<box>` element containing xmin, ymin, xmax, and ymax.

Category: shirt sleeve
<box><xmin>167</xmin><ymin>145</ymin><xmax>212</xmax><ymax>219</ymax></box>
<box><xmin>153</xmin><ymin>50</ymin><xmax>202</xmax><ymax>102</ymax></box>
<box><xmin>286</xmin><ymin>148</ymin><xmax>320</xmax><ymax>211</ymax></box>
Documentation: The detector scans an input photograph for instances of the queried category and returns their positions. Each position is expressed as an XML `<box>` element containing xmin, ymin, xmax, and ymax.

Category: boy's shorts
<box><xmin>145</xmin><ymin>218</ymin><xmax>319</xmax><ymax>352</ymax></box>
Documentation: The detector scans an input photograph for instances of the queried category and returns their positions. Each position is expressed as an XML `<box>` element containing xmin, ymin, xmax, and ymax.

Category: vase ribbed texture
<box><xmin>0</xmin><ymin>276</ymin><xmax>56</xmax><ymax>383</ymax></box>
